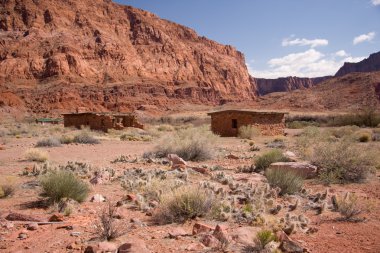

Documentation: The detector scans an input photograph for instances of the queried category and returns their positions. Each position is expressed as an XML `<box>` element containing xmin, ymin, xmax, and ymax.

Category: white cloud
<box><xmin>335</xmin><ymin>50</ymin><xmax>348</xmax><ymax>57</ymax></box>
<box><xmin>371</xmin><ymin>0</ymin><xmax>380</xmax><ymax>6</ymax></box>
<box><xmin>282</xmin><ymin>37</ymin><xmax>329</xmax><ymax>48</ymax></box>
<box><xmin>353</xmin><ymin>32</ymin><xmax>375</xmax><ymax>45</ymax></box>
<box><xmin>248</xmin><ymin>49</ymin><xmax>365</xmax><ymax>78</ymax></box>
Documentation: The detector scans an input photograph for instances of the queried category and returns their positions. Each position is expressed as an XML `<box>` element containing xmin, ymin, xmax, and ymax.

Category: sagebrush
<box><xmin>40</xmin><ymin>170</ymin><xmax>89</xmax><ymax>203</ymax></box>
<box><xmin>152</xmin><ymin>126</ymin><xmax>217</xmax><ymax>161</ymax></box>
<box><xmin>265</xmin><ymin>168</ymin><xmax>303</xmax><ymax>195</ymax></box>
<box><xmin>254</xmin><ymin>149</ymin><xmax>290</xmax><ymax>172</ymax></box>
<box><xmin>153</xmin><ymin>186</ymin><xmax>219</xmax><ymax>224</ymax></box>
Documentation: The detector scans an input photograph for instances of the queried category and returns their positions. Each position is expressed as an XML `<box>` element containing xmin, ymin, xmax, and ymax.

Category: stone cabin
<box><xmin>207</xmin><ymin>109</ymin><xmax>288</xmax><ymax>137</ymax></box>
<box><xmin>62</xmin><ymin>112</ymin><xmax>144</xmax><ymax>132</ymax></box>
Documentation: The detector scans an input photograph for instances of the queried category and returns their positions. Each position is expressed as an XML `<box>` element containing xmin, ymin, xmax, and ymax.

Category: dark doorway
<box><xmin>232</xmin><ymin>119</ymin><xmax>238</xmax><ymax>129</ymax></box>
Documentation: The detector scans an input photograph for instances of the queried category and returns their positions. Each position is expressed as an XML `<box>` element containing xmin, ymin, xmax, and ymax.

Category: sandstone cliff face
<box><xmin>254</xmin><ymin>76</ymin><xmax>330</xmax><ymax>96</ymax></box>
<box><xmin>0</xmin><ymin>0</ymin><xmax>256</xmax><ymax>114</ymax></box>
<box><xmin>335</xmin><ymin>52</ymin><xmax>380</xmax><ymax>77</ymax></box>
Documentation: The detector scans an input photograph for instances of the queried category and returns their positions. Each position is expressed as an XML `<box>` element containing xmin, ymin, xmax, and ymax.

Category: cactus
<box><xmin>288</xmin><ymin>199</ymin><xmax>299</xmax><ymax>211</ymax></box>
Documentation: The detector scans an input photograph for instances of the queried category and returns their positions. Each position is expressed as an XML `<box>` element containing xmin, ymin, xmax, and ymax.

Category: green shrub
<box><xmin>255</xmin><ymin>230</ymin><xmax>276</xmax><ymax>249</ymax></box>
<box><xmin>265</xmin><ymin>168</ymin><xmax>303</xmax><ymax>195</ymax></box>
<box><xmin>254</xmin><ymin>149</ymin><xmax>291</xmax><ymax>172</ymax></box>
<box><xmin>152</xmin><ymin>126</ymin><xmax>217</xmax><ymax>161</ymax></box>
<box><xmin>311</xmin><ymin>141</ymin><xmax>375</xmax><ymax>184</ymax></box>
<box><xmin>73</xmin><ymin>131</ymin><xmax>100</xmax><ymax>144</ymax></box>
<box><xmin>153</xmin><ymin>186</ymin><xmax>219</xmax><ymax>224</ymax></box>
<box><xmin>238</xmin><ymin>125</ymin><xmax>260</xmax><ymax>139</ymax></box>
<box><xmin>40</xmin><ymin>170</ymin><xmax>89</xmax><ymax>203</ymax></box>
<box><xmin>36</xmin><ymin>137</ymin><xmax>62</xmax><ymax>147</ymax></box>
<box><xmin>25</xmin><ymin>148</ymin><xmax>49</xmax><ymax>162</ymax></box>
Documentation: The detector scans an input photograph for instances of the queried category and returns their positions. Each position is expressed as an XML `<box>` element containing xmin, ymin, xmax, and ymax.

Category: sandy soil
<box><xmin>0</xmin><ymin>126</ymin><xmax>379</xmax><ymax>253</ymax></box>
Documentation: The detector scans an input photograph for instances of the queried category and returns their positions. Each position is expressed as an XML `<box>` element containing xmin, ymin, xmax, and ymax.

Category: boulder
<box><xmin>200</xmin><ymin>234</ymin><xmax>219</xmax><ymax>248</ymax></box>
<box><xmin>279</xmin><ymin>239</ymin><xmax>304</xmax><ymax>253</ymax></box>
<box><xmin>117</xmin><ymin>239</ymin><xmax>150</xmax><ymax>253</ymax></box>
<box><xmin>268</xmin><ymin>162</ymin><xmax>317</xmax><ymax>179</ymax></box>
<box><xmin>5</xmin><ymin>213</ymin><xmax>42</xmax><ymax>222</ymax></box>
<box><xmin>27</xmin><ymin>222</ymin><xmax>39</xmax><ymax>231</ymax></box>
<box><xmin>91</xmin><ymin>194</ymin><xmax>106</xmax><ymax>203</ymax></box>
<box><xmin>167</xmin><ymin>154</ymin><xmax>187</xmax><ymax>169</ymax></box>
<box><xmin>230</xmin><ymin>226</ymin><xmax>261</xmax><ymax>245</ymax></box>
<box><xmin>49</xmin><ymin>213</ymin><xmax>64</xmax><ymax>222</ymax></box>
<box><xmin>168</xmin><ymin>227</ymin><xmax>188</xmax><ymax>239</ymax></box>
<box><xmin>213</xmin><ymin>224</ymin><xmax>229</xmax><ymax>243</ymax></box>
<box><xmin>192</xmin><ymin>222</ymin><xmax>214</xmax><ymax>235</ymax></box>
<box><xmin>98</xmin><ymin>241</ymin><xmax>118</xmax><ymax>252</ymax></box>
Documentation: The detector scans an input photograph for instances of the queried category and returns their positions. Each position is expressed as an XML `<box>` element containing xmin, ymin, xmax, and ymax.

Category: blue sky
<box><xmin>116</xmin><ymin>0</ymin><xmax>380</xmax><ymax>78</ymax></box>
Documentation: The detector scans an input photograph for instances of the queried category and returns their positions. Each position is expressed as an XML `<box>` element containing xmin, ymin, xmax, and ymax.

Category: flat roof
<box><xmin>207</xmin><ymin>109</ymin><xmax>289</xmax><ymax>115</ymax></box>
<box><xmin>62</xmin><ymin>112</ymin><xmax>134</xmax><ymax>116</ymax></box>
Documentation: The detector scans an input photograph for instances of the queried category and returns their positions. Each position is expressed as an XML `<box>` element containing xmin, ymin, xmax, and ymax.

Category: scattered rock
<box><xmin>70</xmin><ymin>232</ymin><xmax>81</xmax><ymax>237</ymax></box>
<box><xmin>98</xmin><ymin>241</ymin><xmax>118</xmax><ymax>252</ymax></box>
<box><xmin>213</xmin><ymin>224</ymin><xmax>229</xmax><ymax>243</ymax></box>
<box><xmin>168</xmin><ymin>228</ymin><xmax>188</xmax><ymax>239</ymax></box>
<box><xmin>231</xmin><ymin>227</ymin><xmax>261</xmax><ymax>245</ymax></box>
<box><xmin>191</xmin><ymin>167</ymin><xmax>211</xmax><ymax>175</ymax></box>
<box><xmin>280</xmin><ymin>239</ymin><xmax>304</xmax><ymax>253</ymax></box>
<box><xmin>49</xmin><ymin>213</ymin><xmax>64</xmax><ymax>222</ymax></box>
<box><xmin>167</xmin><ymin>154</ymin><xmax>187</xmax><ymax>170</ymax></box>
<box><xmin>91</xmin><ymin>194</ymin><xmax>106</xmax><ymax>203</ymax></box>
<box><xmin>269</xmin><ymin>162</ymin><xmax>318</xmax><ymax>179</ymax></box>
<box><xmin>18</xmin><ymin>232</ymin><xmax>28</xmax><ymax>240</ymax></box>
<box><xmin>192</xmin><ymin>222</ymin><xmax>214</xmax><ymax>235</ymax></box>
<box><xmin>226</xmin><ymin>154</ymin><xmax>239</xmax><ymax>160</ymax></box>
<box><xmin>5</xmin><ymin>213</ymin><xmax>42</xmax><ymax>222</ymax></box>
<box><xmin>118</xmin><ymin>239</ymin><xmax>150</xmax><ymax>253</ymax></box>
<box><xmin>26</xmin><ymin>223</ymin><xmax>39</xmax><ymax>231</ymax></box>
<box><xmin>200</xmin><ymin>234</ymin><xmax>219</xmax><ymax>248</ymax></box>
<box><xmin>126</xmin><ymin>194</ymin><xmax>137</xmax><ymax>202</ymax></box>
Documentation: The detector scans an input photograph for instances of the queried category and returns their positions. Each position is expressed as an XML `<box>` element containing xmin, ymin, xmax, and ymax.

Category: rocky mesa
<box><xmin>0</xmin><ymin>0</ymin><xmax>257</xmax><ymax>115</ymax></box>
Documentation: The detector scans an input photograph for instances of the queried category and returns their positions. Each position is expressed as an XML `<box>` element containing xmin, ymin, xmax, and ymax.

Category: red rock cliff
<box><xmin>335</xmin><ymin>51</ymin><xmax>380</xmax><ymax>77</ymax></box>
<box><xmin>0</xmin><ymin>0</ymin><xmax>256</xmax><ymax>114</ymax></box>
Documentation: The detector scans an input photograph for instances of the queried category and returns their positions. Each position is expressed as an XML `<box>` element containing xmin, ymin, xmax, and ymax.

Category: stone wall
<box><xmin>63</xmin><ymin>113</ymin><xmax>143</xmax><ymax>132</ymax></box>
<box><xmin>210</xmin><ymin>111</ymin><xmax>285</xmax><ymax>137</ymax></box>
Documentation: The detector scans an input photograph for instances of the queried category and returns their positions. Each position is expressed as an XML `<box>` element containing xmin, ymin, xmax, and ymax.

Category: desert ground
<box><xmin>0</xmin><ymin>113</ymin><xmax>380</xmax><ymax>253</ymax></box>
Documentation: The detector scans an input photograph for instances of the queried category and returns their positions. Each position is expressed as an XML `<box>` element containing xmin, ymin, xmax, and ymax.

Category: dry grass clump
<box><xmin>153</xmin><ymin>186</ymin><xmax>219</xmax><ymax>224</ymax></box>
<box><xmin>120</xmin><ymin>128</ymin><xmax>152</xmax><ymax>142</ymax></box>
<box><xmin>59</xmin><ymin>135</ymin><xmax>75</xmax><ymax>144</ymax></box>
<box><xmin>25</xmin><ymin>148</ymin><xmax>49</xmax><ymax>162</ymax></box>
<box><xmin>73</xmin><ymin>131</ymin><xmax>100</xmax><ymax>144</ymax></box>
<box><xmin>311</xmin><ymin>141</ymin><xmax>375</xmax><ymax>184</ymax></box>
<box><xmin>152</xmin><ymin>126</ymin><xmax>217</xmax><ymax>161</ymax></box>
<box><xmin>157</xmin><ymin>124</ymin><xmax>175</xmax><ymax>132</ymax></box>
<box><xmin>335</xmin><ymin>193</ymin><xmax>372</xmax><ymax>222</ymax></box>
<box><xmin>265</xmin><ymin>169</ymin><xmax>303</xmax><ymax>195</ymax></box>
<box><xmin>40</xmin><ymin>170</ymin><xmax>89</xmax><ymax>203</ymax></box>
<box><xmin>254</xmin><ymin>149</ymin><xmax>291</xmax><ymax>172</ymax></box>
<box><xmin>372</xmin><ymin>129</ymin><xmax>380</xmax><ymax>141</ymax></box>
<box><xmin>287</xmin><ymin>120</ymin><xmax>319</xmax><ymax>129</ymax></box>
<box><xmin>238</xmin><ymin>125</ymin><xmax>260</xmax><ymax>139</ymax></box>
<box><xmin>94</xmin><ymin>203</ymin><xmax>125</xmax><ymax>241</ymax></box>
<box><xmin>35</xmin><ymin>137</ymin><xmax>62</xmax><ymax>147</ymax></box>
<box><xmin>0</xmin><ymin>184</ymin><xmax>16</xmax><ymax>198</ymax></box>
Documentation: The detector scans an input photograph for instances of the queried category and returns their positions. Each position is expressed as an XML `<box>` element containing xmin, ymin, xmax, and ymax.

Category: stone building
<box><xmin>207</xmin><ymin>109</ymin><xmax>287</xmax><ymax>137</ymax></box>
<box><xmin>62</xmin><ymin>112</ymin><xmax>143</xmax><ymax>132</ymax></box>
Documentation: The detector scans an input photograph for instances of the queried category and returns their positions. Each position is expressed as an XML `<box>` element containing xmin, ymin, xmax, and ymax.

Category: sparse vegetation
<box><xmin>73</xmin><ymin>131</ymin><xmax>100</xmax><ymax>144</ymax></box>
<box><xmin>25</xmin><ymin>148</ymin><xmax>49</xmax><ymax>162</ymax></box>
<box><xmin>151</xmin><ymin>126</ymin><xmax>217</xmax><ymax>161</ymax></box>
<box><xmin>255</xmin><ymin>230</ymin><xmax>276</xmax><ymax>250</ymax></box>
<box><xmin>238</xmin><ymin>125</ymin><xmax>260</xmax><ymax>139</ymax></box>
<box><xmin>336</xmin><ymin>193</ymin><xmax>369</xmax><ymax>221</ymax></box>
<box><xmin>60</xmin><ymin>135</ymin><xmax>74</xmax><ymax>144</ymax></box>
<box><xmin>153</xmin><ymin>186</ymin><xmax>219</xmax><ymax>224</ymax></box>
<box><xmin>94</xmin><ymin>203</ymin><xmax>125</xmax><ymax>241</ymax></box>
<box><xmin>311</xmin><ymin>141</ymin><xmax>375</xmax><ymax>184</ymax></box>
<box><xmin>0</xmin><ymin>184</ymin><xmax>16</xmax><ymax>198</ymax></box>
<box><xmin>265</xmin><ymin>168</ymin><xmax>303</xmax><ymax>195</ymax></box>
<box><xmin>35</xmin><ymin>137</ymin><xmax>62</xmax><ymax>147</ymax></box>
<box><xmin>254</xmin><ymin>149</ymin><xmax>291</xmax><ymax>172</ymax></box>
<box><xmin>40</xmin><ymin>170</ymin><xmax>89</xmax><ymax>203</ymax></box>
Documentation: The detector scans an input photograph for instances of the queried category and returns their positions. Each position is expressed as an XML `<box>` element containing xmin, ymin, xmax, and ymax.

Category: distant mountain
<box><xmin>254</xmin><ymin>76</ymin><xmax>331</xmax><ymax>96</ymax></box>
<box><xmin>335</xmin><ymin>51</ymin><xmax>380</xmax><ymax>77</ymax></box>
<box><xmin>255</xmin><ymin>72</ymin><xmax>380</xmax><ymax>112</ymax></box>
